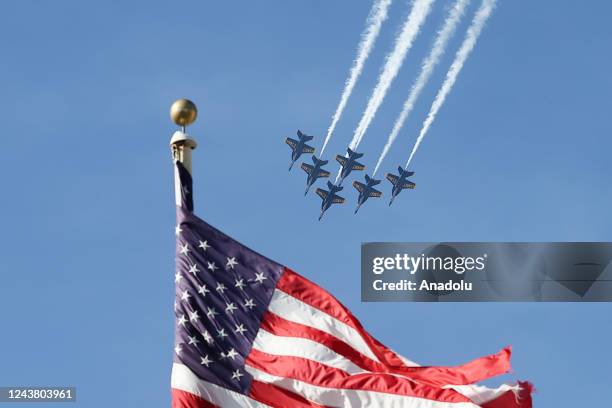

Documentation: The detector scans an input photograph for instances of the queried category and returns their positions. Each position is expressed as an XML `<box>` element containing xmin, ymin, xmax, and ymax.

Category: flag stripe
<box><xmin>246</xmin><ymin>365</ymin><xmax>479</xmax><ymax>408</ymax></box>
<box><xmin>253</xmin><ymin>328</ymin><xmax>368</xmax><ymax>375</ymax></box>
<box><xmin>248</xmin><ymin>380</ymin><xmax>331</xmax><ymax>408</ymax></box>
<box><xmin>172</xmin><ymin>389</ymin><xmax>218</xmax><ymax>408</ymax></box>
<box><xmin>171</xmin><ymin>363</ymin><xmax>271</xmax><ymax>408</ymax></box>
<box><xmin>268</xmin><ymin>289</ymin><xmax>379</xmax><ymax>362</ymax></box>
<box><xmin>260</xmin><ymin>311</ymin><xmax>385</xmax><ymax>373</ymax></box>
<box><xmin>245</xmin><ymin>349</ymin><xmax>474</xmax><ymax>404</ymax></box>
<box><xmin>277</xmin><ymin>269</ymin><xmax>416</xmax><ymax>367</ymax></box>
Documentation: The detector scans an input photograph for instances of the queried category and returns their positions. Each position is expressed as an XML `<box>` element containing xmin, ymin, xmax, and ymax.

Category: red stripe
<box><xmin>276</xmin><ymin>268</ymin><xmax>511</xmax><ymax>386</ymax></box>
<box><xmin>249</xmin><ymin>380</ymin><xmax>330</xmax><ymax>408</ymax></box>
<box><xmin>482</xmin><ymin>382</ymin><xmax>534</xmax><ymax>408</ymax></box>
<box><xmin>246</xmin><ymin>349</ymin><xmax>472</xmax><ymax>404</ymax></box>
<box><xmin>172</xmin><ymin>388</ymin><xmax>217</xmax><ymax>408</ymax></box>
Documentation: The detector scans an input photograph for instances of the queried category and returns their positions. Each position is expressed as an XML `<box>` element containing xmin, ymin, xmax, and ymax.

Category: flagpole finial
<box><xmin>170</xmin><ymin>98</ymin><xmax>198</xmax><ymax>129</ymax></box>
<box><xmin>170</xmin><ymin>99</ymin><xmax>198</xmax><ymax>174</ymax></box>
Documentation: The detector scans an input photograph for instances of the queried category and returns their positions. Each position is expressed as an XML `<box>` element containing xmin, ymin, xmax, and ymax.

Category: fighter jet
<box><xmin>352</xmin><ymin>174</ymin><xmax>382</xmax><ymax>214</ymax></box>
<box><xmin>335</xmin><ymin>148</ymin><xmax>365</xmax><ymax>186</ymax></box>
<box><xmin>285</xmin><ymin>130</ymin><xmax>315</xmax><ymax>171</ymax></box>
<box><xmin>386</xmin><ymin>166</ymin><xmax>416</xmax><ymax>206</ymax></box>
<box><xmin>301</xmin><ymin>155</ymin><xmax>330</xmax><ymax>195</ymax></box>
<box><xmin>315</xmin><ymin>181</ymin><xmax>345</xmax><ymax>221</ymax></box>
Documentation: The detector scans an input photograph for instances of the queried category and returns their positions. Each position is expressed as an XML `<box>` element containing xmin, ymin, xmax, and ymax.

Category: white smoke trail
<box><xmin>373</xmin><ymin>0</ymin><xmax>469</xmax><ymax>175</ymax></box>
<box><xmin>320</xmin><ymin>0</ymin><xmax>393</xmax><ymax>155</ymax></box>
<box><xmin>405</xmin><ymin>0</ymin><xmax>496</xmax><ymax>168</ymax></box>
<box><xmin>350</xmin><ymin>0</ymin><xmax>436</xmax><ymax>152</ymax></box>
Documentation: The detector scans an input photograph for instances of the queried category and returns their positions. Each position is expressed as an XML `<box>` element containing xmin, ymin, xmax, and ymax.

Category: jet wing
<box><xmin>353</xmin><ymin>181</ymin><xmax>365</xmax><ymax>193</ymax></box>
<box><xmin>316</xmin><ymin>188</ymin><xmax>329</xmax><ymax>200</ymax></box>
<box><xmin>285</xmin><ymin>137</ymin><xmax>298</xmax><ymax>150</ymax></box>
<box><xmin>402</xmin><ymin>181</ymin><xmax>416</xmax><ymax>189</ymax></box>
<box><xmin>332</xmin><ymin>194</ymin><xmax>345</xmax><ymax>204</ymax></box>
<box><xmin>368</xmin><ymin>188</ymin><xmax>382</xmax><ymax>198</ymax></box>
<box><xmin>318</xmin><ymin>169</ymin><xmax>330</xmax><ymax>178</ymax></box>
<box><xmin>303</xmin><ymin>144</ymin><xmax>315</xmax><ymax>154</ymax></box>
<box><xmin>336</xmin><ymin>155</ymin><xmax>348</xmax><ymax>167</ymax></box>
<box><xmin>386</xmin><ymin>173</ymin><xmax>399</xmax><ymax>184</ymax></box>
<box><xmin>351</xmin><ymin>161</ymin><xmax>365</xmax><ymax>171</ymax></box>
<box><xmin>301</xmin><ymin>163</ymin><xmax>314</xmax><ymax>175</ymax></box>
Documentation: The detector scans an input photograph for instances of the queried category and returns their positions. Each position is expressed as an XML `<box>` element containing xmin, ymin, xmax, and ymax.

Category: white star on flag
<box><xmin>226</xmin><ymin>348</ymin><xmax>238</xmax><ymax>360</ymax></box>
<box><xmin>225</xmin><ymin>302</ymin><xmax>237</xmax><ymax>314</ymax></box>
<box><xmin>179</xmin><ymin>243</ymin><xmax>190</xmax><ymax>255</ymax></box>
<box><xmin>178</xmin><ymin>315</ymin><xmax>188</xmax><ymax>327</ymax></box>
<box><xmin>234</xmin><ymin>278</ymin><xmax>245</xmax><ymax>290</ymax></box>
<box><xmin>217</xmin><ymin>328</ymin><xmax>228</xmax><ymax>339</ymax></box>
<box><xmin>180</xmin><ymin>290</ymin><xmax>191</xmax><ymax>302</ymax></box>
<box><xmin>231</xmin><ymin>369</ymin><xmax>243</xmax><ymax>381</ymax></box>
<box><xmin>175</xmin><ymin>344</ymin><xmax>182</xmax><ymax>355</ymax></box>
<box><xmin>244</xmin><ymin>298</ymin><xmax>256</xmax><ymax>309</ymax></box>
<box><xmin>175</xmin><ymin>225</ymin><xmax>182</xmax><ymax>236</ymax></box>
<box><xmin>200</xmin><ymin>355</ymin><xmax>212</xmax><ymax>367</ymax></box>
<box><xmin>188</xmin><ymin>335</ymin><xmax>200</xmax><ymax>346</ymax></box>
<box><xmin>197</xmin><ymin>284</ymin><xmax>210</xmax><ymax>296</ymax></box>
<box><xmin>188</xmin><ymin>264</ymin><xmax>199</xmax><ymax>275</ymax></box>
<box><xmin>226</xmin><ymin>257</ymin><xmax>238</xmax><ymax>269</ymax></box>
<box><xmin>189</xmin><ymin>310</ymin><xmax>200</xmax><ymax>322</ymax></box>
<box><xmin>207</xmin><ymin>261</ymin><xmax>218</xmax><ymax>272</ymax></box>
<box><xmin>254</xmin><ymin>272</ymin><xmax>267</xmax><ymax>284</ymax></box>
<box><xmin>234</xmin><ymin>323</ymin><xmax>246</xmax><ymax>335</ymax></box>
<box><xmin>201</xmin><ymin>331</ymin><xmax>213</xmax><ymax>344</ymax></box>
<box><xmin>206</xmin><ymin>307</ymin><xmax>218</xmax><ymax>319</ymax></box>
<box><xmin>175</xmin><ymin>272</ymin><xmax>183</xmax><ymax>283</ymax></box>
<box><xmin>198</xmin><ymin>240</ymin><xmax>210</xmax><ymax>251</ymax></box>
<box><xmin>216</xmin><ymin>283</ymin><xmax>226</xmax><ymax>294</ymax></box>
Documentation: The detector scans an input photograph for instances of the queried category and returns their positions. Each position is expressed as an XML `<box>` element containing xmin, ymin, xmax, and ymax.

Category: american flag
<box><xmin>171</xmin><ymin>162</ymin><xmax>533</xmax><ymax>407</ymax></box>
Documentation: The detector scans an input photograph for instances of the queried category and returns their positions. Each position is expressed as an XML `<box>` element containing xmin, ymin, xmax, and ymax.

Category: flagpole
<box><xmin>170</xmin><ymin>99</ymin><xmax>198</xmax><ymax>206</ymax></box>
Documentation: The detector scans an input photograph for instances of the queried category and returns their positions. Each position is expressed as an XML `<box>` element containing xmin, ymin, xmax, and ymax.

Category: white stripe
<box><xmin>448</xmin><ymin>383</ymin><xmax>520</xmax><ymax>405</ymax></box>
<box><xmin>269</xmin><ymin>289</ymin><xmax>380</xmax><ymax>362</ymax></box>
<box><xmin>245</xmin><ymin>365</ymin><xmax>478</xmax><ymax>408</ymax></box>
<box><xmin>253</xmin><ymin>328</ymin><xmax>368</xmax><ymax>374</ymax></box>
<box><xmin>171</xmin><ymin>363</ymin><xmax>271</xmax><ymax>408</ymax></box>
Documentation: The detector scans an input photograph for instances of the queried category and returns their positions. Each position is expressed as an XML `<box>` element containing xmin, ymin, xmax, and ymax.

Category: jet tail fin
<box><xmin>312</xmin><ymin>156</ymin><xmax>328</xmax><ymax>166</ymax></box>
<box><xmin>327</xmin><ymin>181</ymin><xmax>343</xmax><ymax>191</ymax></box>
<box><xmin>297</xmin><ymin>130</ymin><xmax>314</xmax><ymax>141</ymax></box>
<box><xmin>365</xmin><ymin>174</ymin><xmax>381</xmax><ymax>186</ymax></box>
<box><xmin>348</xmin><ymin>147</ymin><xmax>364</xmax><ymax>159</ymax></box>
<box><xmin>398</xmin><ymin>166</ymin><xmax>414</xmax><ymax>177</ymax></box>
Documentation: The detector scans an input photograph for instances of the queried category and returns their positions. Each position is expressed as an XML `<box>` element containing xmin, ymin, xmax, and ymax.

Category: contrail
<box><xmin>373</xmin><ymin>0</ymin><xmax>470</xmax><ymax>175</ymax></box>
<box><xmin>320</xmin><ymin>0</ymin><xmax>393</xmax><ymax>155</ymax></box>
<box><xmin>350</xmin><ymin>0</ymin><xmax>436</xmax><ymax>152</ymax></box>
<box><xmin>405</xmin><ymin>0</ymin><xmax>496</xmax><ymax>168</ymax></box>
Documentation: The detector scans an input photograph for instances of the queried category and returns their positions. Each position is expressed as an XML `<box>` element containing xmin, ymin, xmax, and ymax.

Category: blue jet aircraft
<box><xmin>315</xmin><ymin>181</ymin><xmax>345</xmax><ymax>221</ymax></box>
<box><xmin>301</xmin><ymin>155</ymin><xmax>330</xmax><ymax>195</ymax></box>
<box><xmin>335</xmin><ymin>148</ymin><xmax>365</xmax><ymax>186</ymax></box>
<box><xmin>352</xmin><ymin>174</ymin><xmax>382</xmax><ymax>214</ymax></box>
<box><xmin>285</xmin><ymin>130</ymin><xmax>315</xmax><ymax>171</ymax></box>
<box><xmin>386</xmin><ymin>166</ymin><xmax>416</xmax><ymax>206</ymax></box>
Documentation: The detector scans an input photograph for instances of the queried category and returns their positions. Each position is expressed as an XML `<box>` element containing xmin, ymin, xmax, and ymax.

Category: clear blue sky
<box><xmin>1</xmin><ymin>0</ymin><xmax>611</xmax><ymax>406</ymax></box>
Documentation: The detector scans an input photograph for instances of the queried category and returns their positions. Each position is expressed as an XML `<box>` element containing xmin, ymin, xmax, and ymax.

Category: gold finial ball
<box><xmin>170</xmin><ymin>98</ymin><xmax>198</xmax><ymax>127</ymax></box>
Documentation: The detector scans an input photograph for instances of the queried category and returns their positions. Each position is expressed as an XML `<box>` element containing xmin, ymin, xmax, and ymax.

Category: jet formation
<box><xmin>285</xmin><ymin>130</ymin><xmax>416</xmax><ymax>219</ymax></box>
